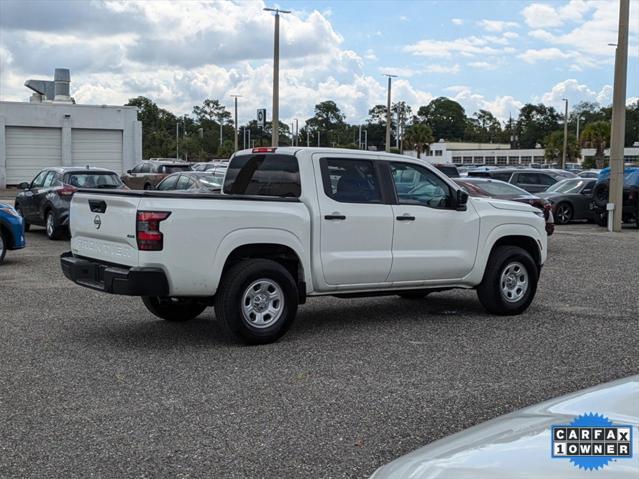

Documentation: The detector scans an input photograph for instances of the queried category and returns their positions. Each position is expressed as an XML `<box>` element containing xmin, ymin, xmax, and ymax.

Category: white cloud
<box><xmin>519</xmin><ymin>47</ymin><xmax>572</xmax><ymax>63</ymax></box>
<box><xmin>378</xmin><ymin>67</ymin><xmax>418</xmax><ymax>77</ymax></box>
<box><xmin>451</xmin><ymin>18</ymin><xmax>464</xmax><ymax>25</ymax></box>
<box><xmin>627</xmin><ymin>97</ymin><xmax>639</xmax><ymax>107</ymax></box>
<box><xmin>427</xmin><ymin>64</ymin><xmax>460</xmax><ymax>74</ymax></box>
<box><xmin>521</xmin><ymin>0</ymin><xmax>592</xmax><ymax>28</ymax></box>
<box><xmin>405</xmin><ymin>32</ymin><xmax>516</xmax><ymax>58</ymax></box>
<box><xmin>537</xmin><ymin>79</ymin><xmax>613</xmax><ymax>108</ymax></box>
<box><xmin>399</xmin><ymin>15</ymin><xmax>408</xmax><ymax>22</ymax></box>
<box><xmin>444</xmin><ymin>85</ymin><xmax>523</xmax><ymax>121</ymax></box>
<box><xmin>477</xmin><ymin>19</ymin><xmax>519</xmax><ymax>32</ymax></box>
<box><xmin>468</xmin><ymin>61</ymin><xmax>496</xmax><ymax>70</ymax></box>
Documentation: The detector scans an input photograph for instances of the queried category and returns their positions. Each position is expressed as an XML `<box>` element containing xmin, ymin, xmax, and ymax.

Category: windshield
<box><xmin>546</xmin><ymin>179</ymin><xmax>589</xmax><ymax>193</ymax></box>
<box><xmin>467</xmin><ymin>179</ymin><xmax>528</xmax><ymax>196</ymax></box>
<box><xmin>196</xmin><ymin>173</ymin><xmax>223</xmax><ymax>190</ymax></box>
<box><xmin>64</xmin><ymin>172</ymin><xmax>122</xmax><ymax>188</ymax></box>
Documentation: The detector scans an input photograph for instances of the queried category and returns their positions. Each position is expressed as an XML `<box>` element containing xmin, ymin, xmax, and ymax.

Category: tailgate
<box><xmin>70</xmin><ymin>193</ymin><xmax>141</xmax><ymax>266</ymax></box>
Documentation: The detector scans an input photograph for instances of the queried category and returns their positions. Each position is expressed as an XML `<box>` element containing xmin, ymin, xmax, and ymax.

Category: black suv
<box><xmin>590</xmin><ymin>167</ymin><xmax>639</xmax><ymax>228</ymax></box>
<box><xmin>15</xmin><ymin>167</ymin><xmax>125</xmax><ymax>240</ymax></box>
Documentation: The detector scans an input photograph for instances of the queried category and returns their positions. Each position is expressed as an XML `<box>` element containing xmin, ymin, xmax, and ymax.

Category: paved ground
<box><xmin>1</xmin><ymin>225</ymin><xmax>637</xmax><ymax>478</ymax></box>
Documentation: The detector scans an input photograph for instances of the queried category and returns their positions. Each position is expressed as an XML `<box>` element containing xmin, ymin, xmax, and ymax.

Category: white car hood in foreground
<box><xmin>482</xmin><ymin>197</ymin><xmax>538</xmax><ymax>213</ymax></box>
<box><xmin>371</xmin><ymin>376</ymin><xmax>639</xmax><ymax>479</ymax></box>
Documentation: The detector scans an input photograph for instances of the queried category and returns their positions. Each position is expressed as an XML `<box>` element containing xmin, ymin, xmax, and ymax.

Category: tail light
<box><xmin>136</xmin><ymin>211</ymin><xmax>171</xmax><ymax>251</ymax></box>
<box><xmin>57</xmin><ymin>185</ymin><xmax>77</xmax><ymax>197</ymax></box>
<box><xmin>252</xmin><ymin>147</ymin><xmax>277</xmax><ymax>153</ymax></box>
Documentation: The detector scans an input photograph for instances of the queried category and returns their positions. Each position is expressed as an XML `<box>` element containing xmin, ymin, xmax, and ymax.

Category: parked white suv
<box><xmin>61</xmin><ymin>147</ymin><xmax>547</xmax><ymax>344</ymax></box>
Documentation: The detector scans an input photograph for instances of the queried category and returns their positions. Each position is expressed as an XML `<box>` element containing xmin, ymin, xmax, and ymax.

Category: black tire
<box><xmin>15</xmin><ymin>205</ymin><xmax>30</xmax><ymax>232</ymax></box>
<box><xmin>398</xmin><ymin>291</ymin><xmax>431</xmax><ymax>299</ymax></box>
<box><xmin>554</xmin><ymin>202</ymin><xmax>573</xmax><ymax>225</ymax></box>
<box><xmin>595</xmin><ymin>210</ymin><xmax>608</xmax><ymax>227</ymax></box>
<box><xmin>0</xmin><ymin>229</ymin><xmax>6</xmax><ymax>263</ymax></box>
<box><xmin>592</xmin><ymin>182</ymin><xmax>609</xmax><ymax>208</ymax></box>
<box><xmin>45</xmin><ymin>210</ymin><xmax>65</xmax><ymax>240</ymax></box>
<box><xmin>142</xmin><ymin>296</ymin><xmax>206</xmax><ymax>322</ymax></box>
<box><xmin>143</xmin><ymin>183</ymin><xmax>153</xmax><ymax>190</ymax></box>
<box><xmin>477</xmin><ymin>245</ymin><xmax>538</xmax><ymax>315</ymax></box>
<box><xmin>214</xmin><ymin>259</ymin><xmax>298</xmax><ymax>345</ymax></box>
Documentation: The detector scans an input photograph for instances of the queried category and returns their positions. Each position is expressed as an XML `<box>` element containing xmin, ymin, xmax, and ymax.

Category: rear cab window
<box><xmin>223</xmin><ymin>154</ymin><xmax>301</xmax><ymax>197</ymax></box>
<box><xmin>320</xmin><ymin>158</ymin><xmax>382</xmax><ymax>204</ymax></box>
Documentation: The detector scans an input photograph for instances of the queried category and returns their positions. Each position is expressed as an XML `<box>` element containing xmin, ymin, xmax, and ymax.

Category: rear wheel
<box><xmin>592</xmin><ymin>182</ymin><xmax>609</xmax><ymax>208</ymax></box>
<box><xmin>214</xmin><ymin>259</ymin><xmax>298</xmax><ymax>345</ymax></box>
<box><xmin>555</xmin><ymin>202</ymin><xmax>573</xmax><ymax>224</ymax></box>
<box><xmin>45</xmin><ymin>211</ymin><xmax>65</xmax><ymax>240</ymax></box>
<box><xmin>143</xmin><ymin>183</ymin><xmax>153</xmax><ymax>190</ymax></box>
<box><xmin>142</xmin><ymin>296</ymin><xmax>206</xmax><ymax>322</ymax></box>
<box><xmin>15</xmin><ymin>205</ymin><xmax>30</xmax><ymax>232</ymax></box>
<box><xmin>0</xmin><ymin>230</ymin><xmax>6</xmax><ymax>263</ymax></box>
<box><xmin>477</xmin><ymin>246</ymin><xmax>538</xmax><ymax>315</ymax></box>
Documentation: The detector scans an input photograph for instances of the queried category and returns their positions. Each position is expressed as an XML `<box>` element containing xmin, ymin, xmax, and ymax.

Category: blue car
<box><xmin>0</xmin><ymin>202</ymin><xmax>26</xmax><ymax>263</ymax></box>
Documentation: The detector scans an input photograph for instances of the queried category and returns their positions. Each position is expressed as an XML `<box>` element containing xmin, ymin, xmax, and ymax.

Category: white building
<box><xmin>0</xmin><ymin>69</ymin><xmax>142</xmax><ymax>188</ymax></box>
<box><xmin>406</xmin><ymin>140</ymin><xmax>639</xmax><ymax>166</ymax></box>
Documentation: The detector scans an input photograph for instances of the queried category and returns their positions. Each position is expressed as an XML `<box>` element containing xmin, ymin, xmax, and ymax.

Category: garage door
<box><xmin>5</xmin><ymin>127</ymin><xmax>62</xmax><ymax>184</ymax></box>
<box><xmin>72</xmin><ymin>129</ymin><xmax>123</xmax><ymax>174</ymax></box>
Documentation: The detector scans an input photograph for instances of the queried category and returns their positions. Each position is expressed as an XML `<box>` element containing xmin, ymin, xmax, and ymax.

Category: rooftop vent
<box><xmin>25</xmin><ymin>68</ymin><xmax>74</xmax><ymax>103</ymax></box>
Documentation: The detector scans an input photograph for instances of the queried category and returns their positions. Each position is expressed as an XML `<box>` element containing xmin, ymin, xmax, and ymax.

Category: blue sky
<box><xmin>0</xmin><ymin>0</ymin><xmax>637</xmax><ymax>124</ymax></box>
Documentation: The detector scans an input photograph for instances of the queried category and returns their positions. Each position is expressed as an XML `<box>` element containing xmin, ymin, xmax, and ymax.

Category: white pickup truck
<box><xmin>61</xmin><ymin>147</ymin><xmax>547</xmax><ymax>344</ymax></box>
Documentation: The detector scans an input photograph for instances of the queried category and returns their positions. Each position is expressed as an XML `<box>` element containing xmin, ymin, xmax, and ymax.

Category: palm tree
<box><xmin>403</xmin><ymin>124</ymin><xmax>434</xmax><ymax>159</ymax></box>
<box><xmin>580</xmin><ymin>121</ymin><xmax>610</xmax><ymax>168</ymax></box>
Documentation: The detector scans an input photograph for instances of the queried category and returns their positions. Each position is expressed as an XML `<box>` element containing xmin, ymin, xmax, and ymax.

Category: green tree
<box><xmin>403</xmin><ymin>123</ymin><xmax>434</xmax><ymax>158</ymax></box>
<box><xmin>544</xmin><ymin>130</ymin><xmax>581</xmax><ymax>163</ymax></box>
<box><xmin>126</xmin><ymin>96</ymin><xmax>178</xmax><ymax>159</ymax></box>
<box><xmin>306</xmin><ymin>101</ymin><xmax>346</xmax><ymax>147</ymax></box>
<box><xmin>464</xmin><ymin>109</ymin><xmax>502</xmax><ymax>143</ymax></box>
<box><xmin>516</xmin><ymin>103</ymin><xmax>561</xmax><ymax>148</ymax></box>
<box><xmin>580</xmin><ymin>120</ymin><xmax>610</xmax><ymax>168</ymax></box>
<box><xmin>416</xmin><ymin>97</ymin><xmax>467</xmax><ymax>141</ymax></box>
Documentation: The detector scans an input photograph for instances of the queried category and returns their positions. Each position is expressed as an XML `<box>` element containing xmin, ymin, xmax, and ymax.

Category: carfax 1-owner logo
<box><xmin>551</xmin><ymin>412</ymin><xmax>634</xmax><ymax>471</ymax></box>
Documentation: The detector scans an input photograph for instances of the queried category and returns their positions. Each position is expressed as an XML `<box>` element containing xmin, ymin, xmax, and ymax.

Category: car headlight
<box><xmin>0</xmin><ymin>206</ymin><xmax>19</xmax><ymax>217</ymax></box>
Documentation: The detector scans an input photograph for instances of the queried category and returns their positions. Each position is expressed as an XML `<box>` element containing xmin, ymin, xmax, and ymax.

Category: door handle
<box><xmin>324</xmin><ymin>214</ymin><xmax>346</xmax><ymax>220</ymax></box>
<box><xmin>396</xmin><ymin>215</ymin><xmax>416</xmax><ymax>221</ymax></box>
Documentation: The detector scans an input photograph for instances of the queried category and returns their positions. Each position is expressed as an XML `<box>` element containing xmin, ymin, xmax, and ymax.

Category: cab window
<box><xmin>31</xmin><ymin>171</ymin><xmax>48</xmax><ymax>188</ymax></box>
<box><xmin>390</xmin><ymin>162</ymin><xmax>452</xmax><ymax>208</ymax></box>
<box><xmin>320</xmin><ymin>158</ymin><xmax>381</xmax><ymax>204</ymax></box>
<box><xmin>224</xmin><ymin>154</ymin><xmax>301</xmax><ymax>197</ymax></box>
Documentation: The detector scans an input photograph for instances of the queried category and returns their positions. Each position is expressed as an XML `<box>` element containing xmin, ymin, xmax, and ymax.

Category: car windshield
<box><xmin>65</xmin><ymin>172</ymin><xmax>122</xmax><ymax>188</ymax></box>
<box><xmin>195</xmin><ymin>173</ymin><xmax>222</xmax><ymax>190</ymax></box>
<box><xmin>547</xmin><ymin>179</ymin><xmax>589</xmax><ymax>193</ymax></box>
<box><xmin>161</xmin><ymin>165</ymin><xmax>192</xmax><ymax>174</ymax></box>
<box><xmin>468</xmin><ymin>179</ymin><xmax>528</xmax><ymax>196</ymax></box>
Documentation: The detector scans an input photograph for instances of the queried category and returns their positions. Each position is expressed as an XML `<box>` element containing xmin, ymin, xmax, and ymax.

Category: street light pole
<box><xmin>264</xmin><ymin>7</ymin><xmax>291</xmax><ymax>147</ymax></box>
<box><xmin>383</xmin><ymin>74</ymin><xmax>397</xmax><ymax>152</ymax></box>
<box><xmin>230</xmin><ymin>94</ymin><xmax>241</xmax><ymax>152</ymax></box>
<box><xmin>219</xmin><ymin>116</ymin><xmax>223</xmax><ymax>147</ymax></box>
<box><xmin>562</xmin><ymin>98</ymin><xmax>568</xmax><ymax>169</ymax></box>
<box><xmin>176</xmin><ymin>121</ymin><xmax>180</xmax><ymax>160</ymax></box>
<box><xmin>609</xmin><ymin>0</ymin><xmax>630</xmax><ymax>232</ymax></box>
<box><xmin>576</xmin><ymin>116</ymin><xmax>583</xmax><ymax>143</ymax></box>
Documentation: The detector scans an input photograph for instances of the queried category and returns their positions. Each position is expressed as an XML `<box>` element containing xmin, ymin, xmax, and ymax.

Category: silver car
<box><xmin>371</xmin><ymin>375</ymin><xmax>639</xmax><ymax>478</ymax></box>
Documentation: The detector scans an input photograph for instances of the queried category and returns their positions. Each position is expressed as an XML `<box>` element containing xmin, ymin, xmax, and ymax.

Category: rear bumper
<box><xmin>60</xmin><ymin>252</ymin><xmax>169</xmax><ymax>296</ymax></box>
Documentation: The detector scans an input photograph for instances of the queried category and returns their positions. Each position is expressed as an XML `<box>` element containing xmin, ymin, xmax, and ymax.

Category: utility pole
<box><xmin>358</xmin><ymin>124</ymin><xmax>362</xmax><ymax>149</ymax></box>
<box><xmin>364</xmin><ymin>129</ymin><xmax>368</xmax><ymax>151</ymax></box>
<box><xmin>562</xmin><ymin>98</ymin><xmax>568</xmax><ymax>169</ymax></box>
<box><xmin>264</xmin><ymin>7</ymin><xmax>290</xmax><ymax>147</ymax></box>
<box><xmin>576</xmin><ymin>116</ymin><xmax>583</xmax><ymax>144</ymax></box>
<box><xmin>218</xmin><ymin>116</ymin><xmax>223</xmax><ymax>146</ymax></box>
<box><xmin>317</xmin><ymin>130</ymin><xmax>320</xmax><ymax>147</ymax></box>
<box><xmin>609</xmin><ymin>0</ymin><xmax>629</xmax><ymax>232</ymax></box>
<box><xmin>176</xmin><ymin>121</ymin><xmax>180</xmax><ymax>160</ymax></box>
<box><xmin>383</xmin><ymin>74</ymin><xmax>397</xmax><ymax>152</ymax></box>
<box><xmin>295</xmin><ymin>119</ymin><xmax>299</xmax><ymax>146</ymax></box>
<box><xmin>396</xmin><ymin>106</ymin><xmax>400</xmax><ymax>149</ymax></box>
<box><xmin>306</xmin><ymin>125</ymin><xmax>310</xmax><ymax>147</ymax></box>
<box><xmin>230</xmin><ymin>94</ymin><xmax>241</xmax><ymax>152</ymax></box>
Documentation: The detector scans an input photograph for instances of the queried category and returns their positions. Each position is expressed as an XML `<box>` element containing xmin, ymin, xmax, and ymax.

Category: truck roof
<box><xmin>232</xmin><ymin>146</ymin><xmax>426</xmax><ymax>163</ymax></box>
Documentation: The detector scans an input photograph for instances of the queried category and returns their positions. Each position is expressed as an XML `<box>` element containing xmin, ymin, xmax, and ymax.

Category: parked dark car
<box><xmin>14</xmin><ymin>167</ymin><xmax>126</xmax><ymax>240</ymax></box>
<box><xmin>468</xmin><ymin>168</ymin><xmax>576</xmax><ymax>193</ymax></box>
<box><xmin>432</xmin><ymin>163</ymin><xmax>460</xmax><ymax>178</ymax></box>
<box><xmin>0</xmin><ymin>202</ymin><xmax>26</xmax><ymax>263</ymax></box>
<box><xmin>155</xmin><ymin>171</ymin><xmax>223</xmax><ymax>192</ymax></box>
<box><xmin>590</xmin><ymin>167</ymin><xmax>639</xmax><ymax>228</ymax></box>
<box><xmin>455</xmin><ymin>177</ymin><xmax>554</xmax><ymax>235</ymax></box>
<box><xmin>537</xmin><ymin>178</ymin><xmax>596</xmax><ymax>224</ymax></box>
<box><xmin>121</xmin><ymin>159</ymin><xmax>192</xmax><ymax>190</ymax></box>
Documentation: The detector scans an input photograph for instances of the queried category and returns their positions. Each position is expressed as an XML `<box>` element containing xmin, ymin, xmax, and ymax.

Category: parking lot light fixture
<box><xmin>561</xmin><ymin>98</ymin><xmax>568</xmax><ymax>169</ymax></box>
<box><xmin>383</xmin><ymin>74</ymin><xmax>397</xmax><ymax>152</ymax></box>
<box><xmin>230</xmin><ymin>94</ymin><xmax>241</xmax><ymax>152</ymax></box>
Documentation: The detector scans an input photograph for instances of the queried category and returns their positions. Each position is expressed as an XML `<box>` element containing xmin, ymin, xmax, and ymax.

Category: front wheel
<box><xmin>476</xmin><ymin>246</ymin><xmax>538</xmax><ymax>315</ymax></box>
<box><xmin>215</xmin><ymin>259</ymin><xmax>299</xmax><ymax>345</ymax></box>
<box><xmin>142</xmin><ymin>296</ymin><xmax>206</xmax><ymax>322</ymax></box>
<box><xmin>555</xmin><ymin>202</ymin><xmax>573</xmax><ymax>225</ymax></box>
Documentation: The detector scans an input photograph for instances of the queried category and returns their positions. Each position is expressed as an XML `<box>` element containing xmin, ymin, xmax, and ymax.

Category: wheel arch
<box><xmin>489</xmin><ymin>235</ymin><xmax>542</xmax><ymax>268</ymax></box>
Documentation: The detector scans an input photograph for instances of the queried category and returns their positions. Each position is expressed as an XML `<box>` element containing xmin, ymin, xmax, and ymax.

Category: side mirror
<box><xmin>18</xmin><ymin>182</ymin><xmax>30</xmax><ymax>190</ymax></box>
<box><xmin>126</xmin><ymin>170</ymin><xmax>132</xmax><ymax>175</ymax></box>
<box><xmin>456</xmin><ymin>189</ymin><xmax>469</xmax><ymax>211</ymax></box>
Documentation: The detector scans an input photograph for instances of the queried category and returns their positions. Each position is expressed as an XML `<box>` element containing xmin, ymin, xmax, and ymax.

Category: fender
<box><xmin>464</xmin><ymin>223</ymin><xmax>546</xmax><ymax>285</ymax></box>
<box><xmin>211</xmin><ymin>227</ymin><xmax>312</xmax><ymax>294</ymax></box>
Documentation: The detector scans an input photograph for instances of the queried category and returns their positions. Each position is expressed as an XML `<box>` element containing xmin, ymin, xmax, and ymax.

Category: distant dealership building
<box><xmin>407</xmin><ymin>140</ymin><xmax>639</xmax><ymax>166</ymax></box>
<box><xmin>0</xmin><ymin>68</ymin><xmax>142</xmax><ymax>188</ymax></box>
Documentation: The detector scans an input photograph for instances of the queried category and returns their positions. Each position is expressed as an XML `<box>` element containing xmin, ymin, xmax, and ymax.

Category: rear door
<box><xmin>313</xmin><ymin>154</ymin><xmax>394</xmax><ymax>286</ymax></box>
<box><xmin>70</xmin><ymin>193</ymin><xmax>141</xmax><ymax>266</ymax></box>
<box><xmin>512</xmin><ymin>172</ymin><xmax>545</xmax><ymax>193</ymax></box>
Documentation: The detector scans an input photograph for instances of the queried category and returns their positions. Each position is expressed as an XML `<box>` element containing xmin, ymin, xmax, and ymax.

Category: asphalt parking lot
<box><xmin>1</xmin><ymin>223</ymin><xmax>638</xmax><ymax>478</ymax></box>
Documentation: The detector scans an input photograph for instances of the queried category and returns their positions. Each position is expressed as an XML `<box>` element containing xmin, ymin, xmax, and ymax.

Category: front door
<box><xmin>22</xmin><ymin>170</ymin><xmax>49</xmax><ymax>222</ymax></box>
<box><xmin>387</xmin><ymin>161</ymin><xmax>480</xmax><ymax>282</ymax></box>
<box><xmin>313</xmin><ymin>155</ymin><xmax>394</xmax><ymax>286</ymax></box>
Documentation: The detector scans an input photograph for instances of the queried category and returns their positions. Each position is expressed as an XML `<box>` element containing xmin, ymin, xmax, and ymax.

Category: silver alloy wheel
<box><xmin>500</xmin><ymin>261</ymin><xmax>529</xmax><ymax>303</ymax></box>
<box><xmin>241</xmin><ymin>278</ymin><xmax>284</xmax><ymax>328</ymax></box>
<box><xmin>46</xmin><ymin>213</ymin><xmax>54</xmax><ymax>237</ymax></box>
<box><xmin>556</xmin><ymin>204</ymin><xmax>571</xmax><ymax>224</ymax></box>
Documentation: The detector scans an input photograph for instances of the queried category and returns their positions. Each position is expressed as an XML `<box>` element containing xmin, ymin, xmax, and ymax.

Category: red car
<box><xmin>455</xmin><ymin>178</ymin><xmax>554</xmax><ymax>235</ymax></box>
